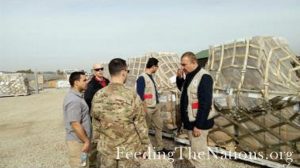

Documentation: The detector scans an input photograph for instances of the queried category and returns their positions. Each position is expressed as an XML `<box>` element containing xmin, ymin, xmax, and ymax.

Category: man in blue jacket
<box><xmin>176</xmin><ymin>51</ymin><xmax>214</xmax><ymax>167</ymax></box>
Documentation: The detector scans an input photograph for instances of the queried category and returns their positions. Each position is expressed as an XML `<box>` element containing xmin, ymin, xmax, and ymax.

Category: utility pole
<box><xmin>34</xmin><ymin>70</ymin><xmax>39</xmax><ymax>94</ymax></box>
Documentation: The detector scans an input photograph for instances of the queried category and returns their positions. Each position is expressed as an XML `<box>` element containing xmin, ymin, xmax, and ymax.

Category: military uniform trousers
<box><xmin>99</xmin><ymin>154</ymin><xmax>141</xmax><ymax>168</ymax></box>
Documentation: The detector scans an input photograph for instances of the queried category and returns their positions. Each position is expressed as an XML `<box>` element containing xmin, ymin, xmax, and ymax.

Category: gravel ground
<box><xmin>0</xmin><ymin>89</ymin><xmax>69</xmax><ymax>168</ymax></box>
<box><xmin>0</xmin><ymin>89</ymin><xmax>260</xmax><ymax>168</ymax></box>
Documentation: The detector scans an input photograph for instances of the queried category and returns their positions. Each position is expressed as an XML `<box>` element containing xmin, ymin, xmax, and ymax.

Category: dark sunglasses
<box><xmin>94</xmin><ymin>68</ymin><xmax>104</xmax><ymax>71</ymax></box>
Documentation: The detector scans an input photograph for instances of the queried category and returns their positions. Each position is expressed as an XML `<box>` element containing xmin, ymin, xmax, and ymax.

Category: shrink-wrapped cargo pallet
<box><xmin>0</xmin><ymin>73</ymin><xmax>30</xmax><ymax>97</ymax></box>
<box><xmin>205</xmin><ymin>36</ymin><xmax>300</xmax><ymax>166</ymax></box>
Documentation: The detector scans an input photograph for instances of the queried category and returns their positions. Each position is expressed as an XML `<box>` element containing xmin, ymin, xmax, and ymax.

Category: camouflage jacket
<box><xmin>91</xmin><ymin>83</ymin><xmax>150</xmax><ymax>158</ymax></box>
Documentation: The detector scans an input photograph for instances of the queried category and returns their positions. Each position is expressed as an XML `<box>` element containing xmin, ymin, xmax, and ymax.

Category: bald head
<box><xmin>92</xmin><ymin>63</ymin><xmax>104</xmax><ymax>78</ymax></box>
<box><xmin>93</xmin><ymin>64</ymin><xmax>103</xmax><ymax>70</ymax></box>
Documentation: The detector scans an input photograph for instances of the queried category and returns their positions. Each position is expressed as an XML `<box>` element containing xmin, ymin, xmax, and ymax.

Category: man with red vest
<box><xmin>176</xmin><ymin>52</ymin><xmax>214</xmax><ymax>167</ymax></box>
<box><xmin>136</xmin><ymin>57</ymin><xmax>170</xmax><ymax>154</ymax></box>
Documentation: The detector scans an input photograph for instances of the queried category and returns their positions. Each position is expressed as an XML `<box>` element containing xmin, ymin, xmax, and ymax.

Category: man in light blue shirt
<box><xmin>63</xmin><ymin>71</ymin><xmax>91</xmax><ymax>168</ymax></box>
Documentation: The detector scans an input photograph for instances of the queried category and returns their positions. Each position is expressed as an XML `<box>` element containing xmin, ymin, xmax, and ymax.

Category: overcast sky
<box><xmin>1</xmin><ymin>0</ymin><xmax>299</xmax><ymax>72</ymax></box>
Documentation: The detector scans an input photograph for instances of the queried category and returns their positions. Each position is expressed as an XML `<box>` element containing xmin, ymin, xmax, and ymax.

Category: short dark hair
<box><xmin>181</xmin><ymin>51</ymin><xmax>197</xmax><ymax>63</ymax></box>
<box><xmin>108</xmin><ymin>58</ymin><xmax>127</xmax><ymax>76</ymax></box>
<box><xmin>146</xmin><ymin>57</ymin><xmax>159</xmax><ymax>68</ymax></box>
<box><xmin>69</xmin><ymin>71</ymin><xmax>85</xmax><ymax>87</ymax></box>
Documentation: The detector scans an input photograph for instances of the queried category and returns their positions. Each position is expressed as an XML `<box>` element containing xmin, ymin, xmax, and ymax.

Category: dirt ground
<box><xmin>0</xmin><ymin>89</ymin><xmax>260</xmax><ymax>168</ymax></box>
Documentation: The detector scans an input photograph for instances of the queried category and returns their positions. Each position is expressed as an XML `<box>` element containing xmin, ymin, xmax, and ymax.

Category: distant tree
<box><xmin>43</xmin><ymin>71</ymin><xmax>56</xmax><ymax>74</ymax></box>
<box><xmin>16</xmin><ymin>69</ymin><xmax>34</xmax><ymax>73</ymax></box>
<box><xmin>56</xmin><ymin>69</ymin><xmax>64</xmax><ymax>75</ymax></box>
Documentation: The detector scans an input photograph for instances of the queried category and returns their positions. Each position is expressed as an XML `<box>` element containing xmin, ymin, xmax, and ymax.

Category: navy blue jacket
<box><xmin>176</xmin><ymin>66</ymin><xmax>214</xmax><ymax>130</ymax></box>
<box><xmin>136</xmin><ymin>74</ymin><xmax>159</xmax><ymax>103</ymax></box>
<box><xmin>84</xmin><ymin>76</ymin><xmax>109</xmax><ymax>111</ymax></box>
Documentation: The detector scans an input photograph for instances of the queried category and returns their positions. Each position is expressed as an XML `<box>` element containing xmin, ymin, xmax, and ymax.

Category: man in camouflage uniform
<box><xmin>91</xmin><ymin>58</ymin><xmax>151</xmax><ymax>168</ymax></box>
